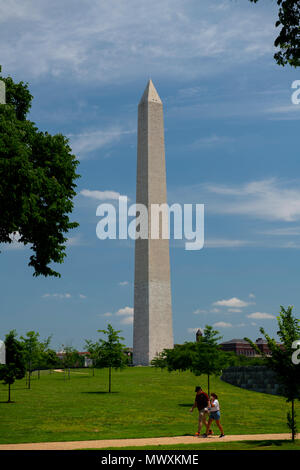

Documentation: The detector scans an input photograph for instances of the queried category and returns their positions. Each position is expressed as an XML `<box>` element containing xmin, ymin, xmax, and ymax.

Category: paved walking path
<box><xmin>0</xmin><ymin>433</ymin><xmax>295</xmax><ymax>450</ymax></box>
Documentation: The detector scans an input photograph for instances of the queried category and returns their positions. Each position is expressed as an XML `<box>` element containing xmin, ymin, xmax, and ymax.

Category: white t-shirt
<box><xmin>209</xmin><ymin>399</ymin><xmax>220</xmax><ymax>413</ymax></box>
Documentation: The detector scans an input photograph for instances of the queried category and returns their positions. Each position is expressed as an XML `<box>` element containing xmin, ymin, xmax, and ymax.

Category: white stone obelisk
<box><xmin>0</xmin><ymin>340</ymin><xmax>5</xmax><ymax>365</ymax></box>
<box><xmin>133</xmin><ymin>80</ymin><xmax>173</xmax><ymax>365</ymax></box>
<box><xmin>0</xmin><ymin>79</ymin><xmax>5</xmax><ymax>104</ymax></box>
<box><xmin>0</xmin><ymin>78</ymin><xmax>6</xmax><ymax>364</ymax></box>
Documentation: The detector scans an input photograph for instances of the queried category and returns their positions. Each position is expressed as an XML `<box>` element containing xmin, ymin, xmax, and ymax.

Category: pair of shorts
<box><xmin>209</xmin><ymin>411</ymin><xmax>221</xmax><ymax>421</ymax></box>
<box><xmin>198</xmin><ymin>409</ymin><xmax>207</xmax><ymax>424</ymax></box>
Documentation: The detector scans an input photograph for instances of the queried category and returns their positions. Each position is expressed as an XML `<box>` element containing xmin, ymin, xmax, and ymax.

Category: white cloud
<box><xmin>0</xmin><ymin>1</ymin><xmax>276</xmax><ymax>83</ymax></box>
<box><xmin>66</xmin><ymin>235</ymin><xmax>84</xmax><ymax>247</ymax></box>
<box><xmin>205</xmin><ymin>239</ymin><xmax>251</xmax><ymax>248</ymax></box>
<box><xmin>9</xmin><ymin>231</ymin><xmax>22</xmax><ymax>242</ymax></box>
<box><xmin>2</xmin><ymin>232</ymin><xmax>83</xmax><ymax>253</ymax></box>
<box><xmin>120</xmin><ymin>315</ymin><xmax>134</xmax><ymax>325</ymax></box>
<box><xmin>68</xmin><ymin>127</ymin><xmax>135</xmax><ymax>158</ymax></box>
<box><xmin>0</xmin><ymin>232</ymin><xmax>27</xmax><ymax>251</ymax></box>
<box><xmin>247</xmin><ymin>312</ymin><xmax>276</xmax><ymax>320</ymax></box>
<box><xmin>116</xmin><ymin>306</ymin><xmax>134</xmax><ymax>325</ymax></box>
<box><xmin>171</xmin><ymin>179</ymin><xmax>300</xmax><ymax>250</ymax></box>
<box><xmin>193</xmin><ymin>307</ymin><xmax>222</xmax><ymax>314</ymax></box>
<box><xmin>102</xmin><ymin>306</ymin><xmax>134</xmax><ymax>325</ymax></box>
<box><xmin>42</xmin><ymin>293</ymin><xmax>72</xmax><ymax>299</ymax></box>
<box><xmin>177</xmin><ymin>86</ymin><xmax>205</xmax><ymax>98</ymax></box>
<box><xmin>213</xmin><ymin>322</ymin><xmax>233</xmax><ymax>328</ymax></box>
<box><xmin>206</xmin><ymin>178</ymin><xmax>300</xmax><ymax>222</ymax></box>
<box><xmin>193</xmin><ymin>309</ymin><xmax>208</xmax><ymax>314</ymax></box>
<box><xmin>80</xmin><ymin>189</ymin><xmax>123</xmax><ymax>201</ymax></box>
<box><xmin>265</xmin><ymin>104</ymin><xmax>300</xmax><ymax>120</ymax></box>
<box><xmin>280</xmin><ymin>241</ymin><xmax>300</xmax><ymax>249</ymax></box>
<box><xmin>101</xmin><ymin>306</ymin><xmax>133</xmax><ymax>322</ymax></box>
<box><xmin>258</xmin><ymin>227</ymin><xmax>300</xmax><ymax>236</ymax></box>
<box><xmin>42</xmin><ymin>292</ymin><xmax>85</xmax><ymax>300</ymax></box>
<box><xmin>191</xmin><ymin>135</ymin><xmax>235</xmax><ymax>148</ymax></box>
<box><xmin>0</xmin><ymin>1</ymin><xmax>41</xmax><ymax>21</ymax></box>
<box><xmin>227</xmin><ymin>308</ymin><xmax>243</xmax><ymax>313</ymax></box>
<box><xmin>119</xmin><ymin>281</ymin><xmax>129</xmax><ymax>286</ymax></box>
<box><xmin>116</xmin><ymin>307</ymin><xmax>134</xmax><ymax>316</ymax></box>
<box><xmin>1</xmin><ymin>242</ymin><xmax>25</xmax><ymax>251</ymax></box>
<box><xmin>213</xmin><ymin>297</ymin><xmax>251</xmax><ymax>308</ymax></box>
<box><xmin>2</xmin><ymin>233</ymin><xmax>83</xmax><ymax>251</ymax></box>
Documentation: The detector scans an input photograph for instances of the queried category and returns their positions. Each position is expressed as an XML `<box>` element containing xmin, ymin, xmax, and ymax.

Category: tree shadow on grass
<box><xmin>255</xmin><ymin>440</ymin><xmax>284</xmax><ymax>447</ymax></box>
<box><xmin>2</xmin><ymin>386</ymin><xmax>28</xmax><ymax>391</ymax></box>
<box><xmin>67</xmin><ymin>375</ymin><xmax>91</xmax><ymax>379</ymax></box>
<box><xmin>239</xmin><ymin>440</ymin><xmax>295</xmax><ymax>450</ymax></box>
<box><xmin>82</xmin><ymin>391</ymin><xmax>120</xmax><ymax>395</ymax></box>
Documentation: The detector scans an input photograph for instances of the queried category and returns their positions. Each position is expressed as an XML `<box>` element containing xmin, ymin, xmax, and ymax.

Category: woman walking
<box><xmin>204</xmin><ymin>393</ymin><xmax>225</xmax><ymax>438</ymax></box>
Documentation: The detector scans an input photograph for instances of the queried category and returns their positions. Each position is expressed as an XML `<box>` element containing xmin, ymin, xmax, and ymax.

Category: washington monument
<box><xmin>0</xmin><ymin>79</ymin><xmax>5</xmax><ymax>104</ymax></box>
<box><xmin>133</xmin><ymin>80</ymin><xmax>173</xmax><ymax>365</ymax></box>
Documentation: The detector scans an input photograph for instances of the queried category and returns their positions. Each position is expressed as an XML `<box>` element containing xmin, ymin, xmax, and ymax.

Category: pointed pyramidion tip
<box><xmin>139</xmin><ymin>79</ymin><xmax>162</xmax><ymax>105</ymax></box>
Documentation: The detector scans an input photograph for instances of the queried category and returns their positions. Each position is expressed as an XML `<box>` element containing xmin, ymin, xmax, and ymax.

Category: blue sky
<box><xmin>1</xmin><ymin>0</ymin><xmax>300</xmax><ymax>351</ymax></box>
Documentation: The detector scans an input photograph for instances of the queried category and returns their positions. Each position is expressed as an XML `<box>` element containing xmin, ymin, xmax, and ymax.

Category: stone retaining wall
<box><xmin>221</xmin><ymin>366</ymin><xmax>282</xmax><ymax>395</ymax></box>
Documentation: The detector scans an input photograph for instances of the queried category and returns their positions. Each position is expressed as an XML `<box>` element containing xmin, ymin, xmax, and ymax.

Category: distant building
<box><xmin>219</xmin><ymin>338</ymin><xmax>273</xmax><ymax>357</ymax></box>
<box><xmin>56</xmin><ymin>349</ymin><xmax>133</xmax><ymax>367</ymax></box>
<box><xmin>125</xmin><ymin>348</ymin><xmax>133</xmax><ymax>364</ymax></box>
<box><xmin>80</xmin><ymin>352</ymin><xmax>93</xmax><ymax>368</ymax></box>
<box><xmin>56</xmin><ymin>351</ymin><xmax>92</xmax><ymax>368</ymax></box>
<box><xmin>196</xmin><ymin>329</ymin><xmax>203</xmax><ymax>342</ymax></box>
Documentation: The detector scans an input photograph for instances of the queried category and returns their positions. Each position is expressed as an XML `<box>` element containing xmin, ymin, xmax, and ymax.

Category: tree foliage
<box><xmin>249</xmin><ymin>0</ymin><xmax>300</xmax><ymax>67</ymax></box>
<box><xmin>20</xmin><ymin>331</ymin><xmax>41</xmax><ymax>389</ymax></box>
<box><xmin>245</xmin><ymin>305</ymin><xmax>300</xmax><ymax>441</ymax></box>
<box><xmin>0</xmin><ymin>67</ymin><xmax>80</xmax><ymax>277</ymax></box>
<box><xmin>59</xmin><ymin>346</ymin><xmax>84</xmax><ymax>379</ymax></box>
<box><xmin>90</xmin><ymin>324</ymin><xmax>128</xmax><ymax>392</ymax></box>
<box><xmin>84</xmin><ymin>339</ymin><xmax>101</xmax><ymax>376</ymax></box>
<box><xmin>152</xmin><ymin>326</ymin><xmax>229</xmax><ymax>395</ymax></box>
<box><xmin>0</xmin><ymin>330</ymin><xmax>26</xmax><ymax>402</ymax></box>
<box><xmin>41</xmin><ymin>348</ymin><xmax>60</xmax><ymax>371</ymax></box>
<box><xmin>20</xmin><ymin>331</ymin><xmax>52</xmax><ymax>388</ymax></box>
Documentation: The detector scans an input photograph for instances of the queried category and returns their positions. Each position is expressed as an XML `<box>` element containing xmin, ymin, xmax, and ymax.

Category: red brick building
<box><xmin>219</xmin><ymin>338</ymin><xmax>273</xmax><ymax>357</ymax></box>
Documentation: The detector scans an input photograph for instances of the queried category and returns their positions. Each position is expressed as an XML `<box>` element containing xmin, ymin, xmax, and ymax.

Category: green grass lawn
<box><xmin>0</xmin><ymin>367</ymin><xmax>298</xmax><ymax>445</ymax></box>
<box><xmin>91</xmin><ymin>440</ymin><xmax>300</xmax><ymax>451</ymax></box>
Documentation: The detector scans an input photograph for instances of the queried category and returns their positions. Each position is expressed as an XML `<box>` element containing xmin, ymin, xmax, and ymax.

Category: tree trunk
<box><xmin>8</xmin><ymin>382</ymin><xmax>11</xmax><ymax>403</ymax></box>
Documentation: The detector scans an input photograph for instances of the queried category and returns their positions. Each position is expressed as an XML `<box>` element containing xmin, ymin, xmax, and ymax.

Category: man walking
<box><xmin>190</xmin><ymin>386</ymin><xmax>210</xmax><ymax>436</ymax></box>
